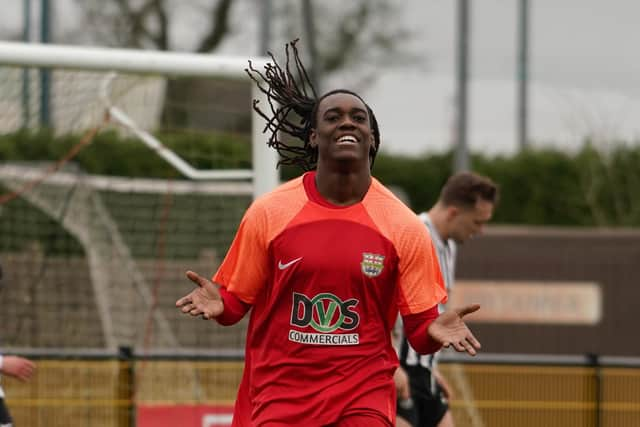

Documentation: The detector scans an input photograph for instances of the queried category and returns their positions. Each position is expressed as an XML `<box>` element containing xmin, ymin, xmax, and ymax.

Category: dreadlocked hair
<box><xmin>246</xmin><ymin>39</ymin><xmax>381</xmax><ymax>171</ymax></box>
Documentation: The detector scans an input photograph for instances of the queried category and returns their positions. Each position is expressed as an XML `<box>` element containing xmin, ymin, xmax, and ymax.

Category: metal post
<box><xmin>118</xmin><ymin>346</ymin><xmax>135</xmax><ymax>427</ymax></box>
<box><xmin>517</xmin><ymin>0</ymin><xmax>530</xmax><ymax>150</ymax></box>
<box><xmin>454</xmin><ymin>0</ymin><xmax>470</xmax><ymax>172</ymax></box>
<box><xmin>302</xmin><ymin>0</ymin><xmax>320</xmax><ymax>93</ymax></box>
<box><xmin>587</xmin><ymin>353</ymin><xmax>602</xmax><ymax>427</ymax></box>
<box><xmin>22</xmin><ymin>0</ymin><xmax>31</xmax><ymax>129</ymax></box>
<box><xmin>254</xmin><ymin>0</ymin><xmax>279</xmax><ymax>198</ymax></box>
<box><xmin>251</xmin><ymin>84</ymin><xmax>279</xmax><ymax>199</ymax></box>
<box><xmin>259</xmin><ymin>0</ymin><xmax>272</xmax><ymax>55</ymax></box>
<box><xmin>39</xmin><ymin>0</ymin><xmax>51</xmax><ymax>127</ymax></box>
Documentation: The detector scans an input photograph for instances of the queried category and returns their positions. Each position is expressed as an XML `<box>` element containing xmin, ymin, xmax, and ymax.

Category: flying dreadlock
<box><xmin>246</xmin><ymin>39</ymin><xmax>381</xmax><ymax>171</ymax></box>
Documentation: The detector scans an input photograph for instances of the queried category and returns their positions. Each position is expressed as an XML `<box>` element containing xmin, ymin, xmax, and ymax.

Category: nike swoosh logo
<box><xmin>278</xmin><ymin>257</ymin><xmax>303</xmax><ymax>270</ymax></box>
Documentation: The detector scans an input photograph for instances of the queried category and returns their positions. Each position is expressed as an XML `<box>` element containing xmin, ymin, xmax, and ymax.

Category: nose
<box><xmin>338</xmin><ymin>116</ymin><xmax>357</xmax><ymax>129</ymax></box>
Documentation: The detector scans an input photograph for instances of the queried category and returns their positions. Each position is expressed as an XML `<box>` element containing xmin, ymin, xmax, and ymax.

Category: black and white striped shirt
<box><xmin>399</xmin><ymin>212</ymin><xmax>456</xmax><ymax>378</ymax></box>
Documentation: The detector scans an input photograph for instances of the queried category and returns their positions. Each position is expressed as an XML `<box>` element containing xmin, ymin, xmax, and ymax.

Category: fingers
<box><xmin>466</xmin><ymin>333</ymin><xmax>482</xmax><ymax>351</ymax></box>
<box><xmin>189</xmin><ymin>306</ymin><xmax>203</xmax><ymax>317</ymax></box>
<box><xmin>4</xmin><ymin>357</ymin><xmax>36</xmax><ymax>381</ymax></box>
<box><xmin>175</xmin><ymin>292</ymin><xmax>193</xmax><ymax>308</ymax></box>
<box><xmin>179</xmin><ymin>302</ymin><xmax>193</xmax><ymax>313</ymax></box>
<box><xmin>176</xmin><ymin>271</ymin><xmax>211</xmax><ymax>307</ymax></box>
<box><xmin>18</xmin><ymin>362</ymin><xmax>35</xmax><ymax>381</ymax></box>
<box><xmin>186</xmin><ymin>270</ymin><xmax>209</xmax><ymax>287</ymax></box>
<box><xmin>179</xmin><ymin>301</ymin><xmax>199</xmax><ymax>314</ymax></box>
<box><xmin>460</xmin><ymin>339</ymin><xmax>476</xmax><ymax>356</ymax></box>
<box><xmin>178</xmin><ymin>301</ymin><xmax>207</xmax><ymax>318</ymax></box>
<box><xmin>451</xmin><ymin>335</ymin><xmax>481</xmax><ymax>356</ymax></box>
<box><xmin>457</xmin><ymin>304</ymin><xmax>481</xmax><ymax>317</ymax></box>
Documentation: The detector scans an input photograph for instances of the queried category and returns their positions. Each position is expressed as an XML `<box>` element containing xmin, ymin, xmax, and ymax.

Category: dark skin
<box><xmin>176</xmin><ymin>92</ymin><xmax>481</xmax><ymax>356</ymax></box>
<box><xmin>309</xmin><ymin>92</ymin><xmax>374</xmax><ymax>206</ymax></box>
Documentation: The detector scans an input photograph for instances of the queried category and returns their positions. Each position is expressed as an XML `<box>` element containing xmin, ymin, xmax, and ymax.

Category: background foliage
<box><xmin>2</xmin><ymin>130</ymin><xmax>639</xmax><ymax>227</ymax></box>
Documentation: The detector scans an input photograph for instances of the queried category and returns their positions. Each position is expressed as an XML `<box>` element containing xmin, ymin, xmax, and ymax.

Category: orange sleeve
<box><xmin>395</xmin><ymin>228</ymin><xmax>448</xmax><ymax>315</ymax></box>
<box><xmin>212</xmin><ymin>177</ymin><xmax>308</xmax><ymax>304</ymax></box>
<box><xmin>363</xmin><ymin>180</ymin><xmax>447</xmax><ymax>315</ymax></box>
<box><xmin>213</xmin><ymin>200</ymin><xmax>270</xmax><ymax>304</ymax></box>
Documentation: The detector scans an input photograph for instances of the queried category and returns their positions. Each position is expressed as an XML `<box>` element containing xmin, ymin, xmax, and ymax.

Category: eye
<box><xmin>325</xmin><ymin>114</ymin><xmax>339</xmax><ymax>122</ymax></box>
<box><xmin>353</xmin><ymin>114</ymin><xmax>367</xmax><ymax>123</ymax></box>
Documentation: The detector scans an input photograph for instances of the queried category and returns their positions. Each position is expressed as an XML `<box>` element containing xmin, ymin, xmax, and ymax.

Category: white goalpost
<box><xmin>0</xmin><ymin>41</ymin><xmax>278</xmax><ymax>353</ymax></box>
<box><xmin>0</xmin><ymin>40</ymin><xmax>279</xmax><ymax>199</ymax></box>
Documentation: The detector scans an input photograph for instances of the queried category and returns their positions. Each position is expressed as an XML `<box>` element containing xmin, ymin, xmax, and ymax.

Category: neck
<box><xmin>427</xmin><ymin>202</ymin><xmax>449</xmax><ymax>240</ymax></box>
<box><xmin>314</xmin><ymin>163</ymin><xmax>372</xmax><ymax>206</ymax></box>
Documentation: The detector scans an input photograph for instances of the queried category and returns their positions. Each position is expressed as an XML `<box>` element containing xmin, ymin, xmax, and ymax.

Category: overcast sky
<box><xmin>4</xmin><ymin>0</ymin><xmax>640</xmax><ymax>155</ymax></box>
<box><xmin>364</xmin><ymin>0</ymin><xmax>640</xmax><ymax>155</ymax></box>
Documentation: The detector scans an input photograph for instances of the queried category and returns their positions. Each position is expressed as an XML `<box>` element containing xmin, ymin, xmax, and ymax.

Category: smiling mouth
<box><xmin>336</xmin><ymin>135</ymin><xmax>358</xmax><ymax>145</ymax></box>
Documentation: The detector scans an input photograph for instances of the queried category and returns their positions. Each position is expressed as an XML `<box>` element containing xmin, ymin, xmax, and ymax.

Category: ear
<box><xmin>446</xmin><ymin>206</ymin><xmax>459</xmax><ymax>220</ymax></box>
<box><xmin>309</xmin><ymin>128</ymin><xmax>318</xmax><ymax>148</ymax></box>
<box><xmin>366</xmin><ymin>134</ymin><xmax>376</xmax><ymax>156</ymax></box>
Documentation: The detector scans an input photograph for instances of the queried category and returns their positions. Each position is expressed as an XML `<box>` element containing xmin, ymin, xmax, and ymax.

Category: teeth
<box><xmin>338</xmin><ymin>136</ymin><xmax>357</xmax><ymax>143</ymax></box>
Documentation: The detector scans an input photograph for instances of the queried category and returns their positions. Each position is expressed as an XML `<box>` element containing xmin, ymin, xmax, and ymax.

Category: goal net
<box><xmin>0</xmin><ymin>41</ymin><xmax>277</xmax><ymax>354</ymax></box>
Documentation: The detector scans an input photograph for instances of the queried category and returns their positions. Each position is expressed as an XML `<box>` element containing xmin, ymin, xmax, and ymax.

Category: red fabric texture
<box><xmin>212</xmin><ymin>172</ymin><xmax>446</xmax><ymax>425</ymax></box>
<box><xmin>401</xmin><ymin>305</ymin><xmax>443</xmax><ymax>354</ymax></box>
<box><xmin>215</xmin><ymin>286</ymin><xmax>251</xmax><ymax>326</ymax></box>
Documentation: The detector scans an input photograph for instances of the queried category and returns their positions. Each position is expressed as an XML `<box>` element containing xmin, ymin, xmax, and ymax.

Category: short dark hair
<box><xmin>440</xmin><ymin>172</ymin><xmax>499</xmax><ymax>209</ymax></box>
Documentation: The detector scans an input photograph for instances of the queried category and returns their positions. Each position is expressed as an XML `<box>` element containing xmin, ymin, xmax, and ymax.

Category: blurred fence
<box><xmin>441</xmin><ymin>354</ymin><xmax>640</xmax><ymax>427</ymax></box>
<box><xmin>2</xmin><ymin>351</ymin><xmax>640</xmax><ymax>427</ymax></box>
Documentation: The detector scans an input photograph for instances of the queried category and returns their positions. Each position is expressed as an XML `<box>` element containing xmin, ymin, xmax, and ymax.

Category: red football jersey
<box><xmin>214</xmin><ymin>171</ymin><xmax>446</xmax><ymax>425</ymax></box>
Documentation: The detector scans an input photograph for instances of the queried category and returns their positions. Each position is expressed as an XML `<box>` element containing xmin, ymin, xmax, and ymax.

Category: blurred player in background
<box><xmin>396</xmin><ymin>172</ymin><xmax>499</xmax><ymax>427</ymax></box>
<box><xmin>177</xmin><ymin>40</ymin><xmax>482</xmax><ymax>426</ymax></box>
<box><xmin>0</xmin><ymin>264</ymin><xmax>36</xmax><ymax>427</ymax></box>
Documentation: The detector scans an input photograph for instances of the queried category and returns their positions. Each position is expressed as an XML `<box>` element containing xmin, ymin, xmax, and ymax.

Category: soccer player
<box><xmin>176</xmin><ymin>40</ymin><xmax>482</xmax><ymax>426</ymax></box>
<box><xmin>396</xmin><ymin>172</ymin><xmax>499</xmax><ymax>427</ymax></box>
<box><xmin>0</xmin><ymin>355</ymin><xmax>35</xmax><ymax>427</ymax></box>
<box><xmin>0</xmin><ymin>264</ymin><xmax>36</xmax><ymax>427</ymax></box>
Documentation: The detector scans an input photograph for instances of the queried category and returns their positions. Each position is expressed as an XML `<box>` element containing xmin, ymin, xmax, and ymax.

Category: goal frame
<box><xmin>0</xmin><ymin>40</ymin><xmax>279</xmax><ymax>199</ymax></box>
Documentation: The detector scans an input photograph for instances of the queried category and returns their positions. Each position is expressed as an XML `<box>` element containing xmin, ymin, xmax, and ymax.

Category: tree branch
<box><xmin>150</xmin><ymin>0</ymin><xmax>169</xmax><ymax>50</ymax></box>
<box><xmin>196</xmin><ymin>0</ymin><xmax>234</xmax><ymax>53</ymax></box>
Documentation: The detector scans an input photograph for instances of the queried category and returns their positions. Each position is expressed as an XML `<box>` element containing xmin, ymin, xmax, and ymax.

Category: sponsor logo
<box><xmin>289</xmin><ymin>292</ymin><xmax>360</xmax><ymax>345</ymax></box>
<box><xmin>278</xmin><ymin>257</ymin><xmax>303</xmax><ymax>270</ymax></box>
<box><xmin>361</xmin><ymin>252</ymin><xmax>385</xmax><ymax>277</ymax></box>
<box><xmin>288</xmin><ymin>330</ymin><xmax>359</xmax><ymax>345</ymax></box>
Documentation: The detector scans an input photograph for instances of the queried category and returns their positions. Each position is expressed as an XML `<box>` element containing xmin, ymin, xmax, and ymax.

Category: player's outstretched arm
<box><xmin>0</xmin><ymin>355</ymin><xmax>36</xmax><ymax>382</ymax></box>
<box><xmin>176</xmin><ymin>271</ymin><xmax>224</xmax><ymax>320</ymax></box>
<box><xmin>428</xmin><ymin>304</ymin><xmax>481</xmax><ymax>356</ymax></box>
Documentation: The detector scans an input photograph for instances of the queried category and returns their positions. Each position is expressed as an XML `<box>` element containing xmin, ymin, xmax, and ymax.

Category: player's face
<box><xmin>310</xmin><ymin>93</ymin><xmax>375</xmax><ymax>167</ymax></box>
<box><xmin>449</xmin><ymin>199</ymin><xmax>494</xmax><ymax>243</ymax></box>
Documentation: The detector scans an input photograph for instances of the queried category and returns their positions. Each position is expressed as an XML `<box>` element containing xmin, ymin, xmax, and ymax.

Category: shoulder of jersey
<box><xmin>252</xmin><ymin>175</ymin><xmax>306</xmax><ymax>208</ymax></box>
<box><xmin>370</xmin><ymin>179</ymin><xmax>421</xmax><ymax>218</ymax></box>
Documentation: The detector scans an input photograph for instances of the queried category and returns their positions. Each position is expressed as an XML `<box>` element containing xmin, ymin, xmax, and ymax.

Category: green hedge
<box><xmin>1</xmin><ymin>131</ymin><xmax>639</xmax><ymax>227</ymax></box>
<box><xmin>0</xmin><ymin>129</ymin><xmax>251</xmax><ymax>178</ymax></box>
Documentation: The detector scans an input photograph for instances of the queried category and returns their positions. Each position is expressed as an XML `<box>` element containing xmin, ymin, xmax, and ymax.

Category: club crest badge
<box><xmin>361</xmin><ymin>252</ymin><xmax>385</xmax><ymax>278</ymax></box>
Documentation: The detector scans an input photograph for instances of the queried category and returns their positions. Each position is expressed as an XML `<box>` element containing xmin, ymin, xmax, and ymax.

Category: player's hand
<box><xmin>394</xmin><ymin>366</ymin><xmax>411</xmax><ymax>401</ymax></box>
<box><xmin>428</xmin><ymin>304</ymin><xmax>481</xmax><ymax>356</ymax></box>
<box><xmin>176</xmin><ymin>271</ymin><xmax>224</xmax><ymax>319</ymax></box>
<box><xmin>1</xmin><ymin>356</ymin><xmax>36</xmax><ymax>381</ymax></box>
<box><xmin>433</xmin><ymin>368</ymin><xmax>455</xmax><ymax>400</ymax></box>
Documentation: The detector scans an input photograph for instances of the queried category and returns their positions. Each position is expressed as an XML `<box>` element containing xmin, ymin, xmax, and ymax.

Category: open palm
<box><xmin>428</xmin><ymin>304</ymin><xmax>481</xmax><ymax>356</ymax></box>
<box><xmin>175</xmin><ymin>270</ymin><xmax>224</xmax><ymax>319</ymax></box>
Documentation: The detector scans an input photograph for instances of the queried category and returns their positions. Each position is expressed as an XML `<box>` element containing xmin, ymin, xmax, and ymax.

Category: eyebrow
<box><xmin>323</xmin><ymin>106</ymin><xmax>367</xmax><ymax>116</ymax></box>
